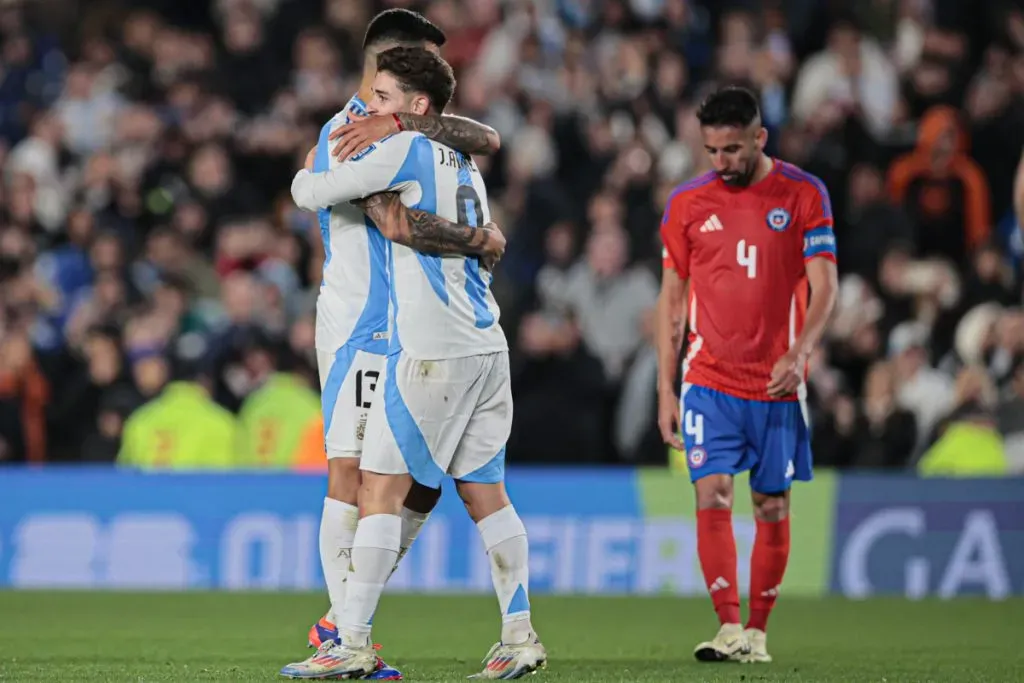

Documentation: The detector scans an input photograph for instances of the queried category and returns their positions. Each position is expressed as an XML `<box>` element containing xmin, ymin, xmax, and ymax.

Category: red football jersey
<box><xmin>660</xmin><ymin>159</ymin><xmax>837</xmax><ymax>401</ymax></box>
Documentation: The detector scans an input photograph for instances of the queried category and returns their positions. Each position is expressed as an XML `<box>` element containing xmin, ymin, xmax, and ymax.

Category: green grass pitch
<box><xmin>0</xmin><ymin>592</ymin><xmax>1020</xmax><ymax>681</ymax></box>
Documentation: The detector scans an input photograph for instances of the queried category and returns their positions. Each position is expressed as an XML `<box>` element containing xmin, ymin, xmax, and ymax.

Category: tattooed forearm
<box><xmin>404</xmin><ymin>207</ymin><xmax>490</xmax><ymax>254</ymax></box>
<box><xmin>395</xmin><ymin>114</ymin><xmax>500</xmax><ymax>156</ymax></box>
<box><xmin>356</xmin><ymin>193</ymin><xmax>488</xmax><ymax>255</ymax></box>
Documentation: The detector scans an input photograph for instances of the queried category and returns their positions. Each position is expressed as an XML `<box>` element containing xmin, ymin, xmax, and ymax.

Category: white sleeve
<box><xmin>290</xmin><ymin>133</ymin><xmax>416</xmax><ymax>210</ymax></box>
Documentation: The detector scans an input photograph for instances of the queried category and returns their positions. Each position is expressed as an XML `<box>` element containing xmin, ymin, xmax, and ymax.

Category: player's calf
<box><xmin>747</xmin><ymin>490</ymin><xmax>790</xmax><ymax>635</ymax></box>
<box><xmin>315</xmin><ymin>456</ymin><xmax>363</xmax><ymax>644</ymax></box>
<box><xmin>385</xmin><ymin>482</ymin><xmax>441</xmax><ymax>580</ymax></box>
<box><xmin>457</xmin><ymin>482</ymin><xmax>542</xmax><ymax>658</ymax></box>
<box><xmin>694</xmin><ymin>475</ymin><xmax>741</xmax><ymax>628</ymax></box>
<box><xmin>334</xmin><ymin>473</ymin><xmax>414</xmax><ymax>647</ymax></box>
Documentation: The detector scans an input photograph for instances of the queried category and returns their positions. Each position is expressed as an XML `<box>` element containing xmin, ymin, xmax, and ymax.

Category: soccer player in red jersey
<box><xmin>656</xmin><ymin>87</ymin><xmax>839</xmax><ymax>663</ymax></box>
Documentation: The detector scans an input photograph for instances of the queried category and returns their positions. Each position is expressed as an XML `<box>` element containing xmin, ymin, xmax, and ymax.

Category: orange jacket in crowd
<box><xmin>887</xmin><ymin>105</ymin><xmax>992</xmax><ymax>259</ymax></box>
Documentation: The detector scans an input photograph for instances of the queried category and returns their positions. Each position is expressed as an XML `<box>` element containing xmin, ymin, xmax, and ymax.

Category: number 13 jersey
<box><xmin>659</xmin><ymin>159</ymin><xmax>837</xmax><ymax>402</ymax></box>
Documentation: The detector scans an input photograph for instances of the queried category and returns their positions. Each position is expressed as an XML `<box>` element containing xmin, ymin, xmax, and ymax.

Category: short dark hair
<box><xmin>696</xmin><ymin>86</ymin><xmax>761</xmax><ymax>128</ymax></box>
<box><xmin>376</xmin><ymin>46</ymin><xmax>455</xmax><ymax>114</ymax></box>
<box><xmin>363</xmin><ymin>9</ymin><xmax>446</xmax><ymax>52</ymax></box>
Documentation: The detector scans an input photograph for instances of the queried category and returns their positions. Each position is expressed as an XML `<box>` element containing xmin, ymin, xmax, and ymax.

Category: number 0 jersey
<box><xmin>291</xmin><ymin>131</ymin><xmax>507</xmax><ymax>361</ymax></box>
<box><xmin>659</xmin><ymin>159</ymin><xmax>837</xmax><ymax>401</ymax></box>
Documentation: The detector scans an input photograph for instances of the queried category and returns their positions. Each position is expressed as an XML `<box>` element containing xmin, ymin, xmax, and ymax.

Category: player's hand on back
<box><xmin>331</xmin><ymin>113</ymin><xmax>399</xmax><ymax>162</ymax></box>
<box><xmin>657</xmin><ymin>388</ymin><xmax>684</xmax><ymax>451</ymax></box>
<box><xmin>304</xmin><ymin>145</ymin><xmax>317</xmax><ymax>171</ymax></box>
<box><xmin>480</xmin><ymin>222</ymin><xmax>505</xmax><ymax>271</ymax></box>
<box><xmin>767</xmin><ymin>348</ymin><xmax>807</xmax><ymax>399</ymax></box>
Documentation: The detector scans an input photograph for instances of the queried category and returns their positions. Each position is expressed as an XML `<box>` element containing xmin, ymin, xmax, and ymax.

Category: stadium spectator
<box><xmin>236</xmin><ymin>335</ymin><xmax>320</xmax><ymax>468</ymax></box>
<box><xmin>556</xmin><ymin>227</ymin><xmax>658</xmax><ymax>383</ymax></box>
<box><xmin>887</xmin><ymin>105</ymin><xmax>992</xmax><ymax>266</ymax></box>
<box><xmin>791</xmin><ymin>13</ymin><xmax>899</xmax><ymax>139</ymax></box>
<box><xmin>840</xmin><ymin>164</ymin><xmax>914</xmax><ymax>280</ymax></box>
<box><xmin>917</xmin><ymin>365</ymin><xmax>1008</xmax><ymax>476</ymax></box>
<box><xmin>847</xmin><ymin>361</ymin><xmax>918</xmax><ymax>470</ymax></box>
<box><xmin>888</xmin><ymin>320</ymin><xmax>956</xmax><ymax>448</ymax></box>
<box><xmin>46</xmin><ymin>325</ymin><xmax>136</xmax><ymax>462</ymax></box>
<box><xmin>118</xmin><ymin>337</ymin><xmax>238</xmax><ymax>469</ymax></box>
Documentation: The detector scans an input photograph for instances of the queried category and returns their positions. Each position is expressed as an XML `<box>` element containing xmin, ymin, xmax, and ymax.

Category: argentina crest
<box><xmin>766</xmin><ymin>207</ymin><xmax>791</xmax><ymax>232</ymax></box>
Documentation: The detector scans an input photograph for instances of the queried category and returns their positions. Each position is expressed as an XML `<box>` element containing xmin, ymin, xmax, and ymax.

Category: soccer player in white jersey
<box><xmin>283</xmin><ymin>47</ymin><xmax>545</xmax><ymax>681</ymax></box>
<box><xmin>301</xmin><ymin>9</ymin><xmax>506</xmax><ymax>680</ymax></box>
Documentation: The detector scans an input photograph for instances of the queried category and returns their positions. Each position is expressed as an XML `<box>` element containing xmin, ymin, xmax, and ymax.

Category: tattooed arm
<box><xmin>330</xmin><ymin>114</ymin><xmax>500</xmax><ymax>162</ymax></box>
<box><xmin>393</xmin><ymin>114</ymin><xmax>500</xmax><ymax>156</ymax></box>
<box><xmin>355</xmin><ymin>193</ymin><xmax>505</xmax><ymax>269</ymax></box>
<box><xmin>293</xmin><ymin>135</ymin><xmax>505</xmax><ymax>266</ymax></box>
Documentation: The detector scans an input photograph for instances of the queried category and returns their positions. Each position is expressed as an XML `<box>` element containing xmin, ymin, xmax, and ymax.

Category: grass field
<box><xmin>0</xmin><ymin>592</ymin><xmax>1020</xmax><ymax>682</ymax></box>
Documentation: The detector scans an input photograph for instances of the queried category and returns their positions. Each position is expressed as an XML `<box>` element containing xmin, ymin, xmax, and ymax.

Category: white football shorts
<box><xmin>317</xmin><ymin>345</ymin><xmax>386</xmax><ymax>458</ymax></box>
<box><xmin>360</xmin><ymin>351</ymin><xmax>511</xmax><ymax>488</ymax></box>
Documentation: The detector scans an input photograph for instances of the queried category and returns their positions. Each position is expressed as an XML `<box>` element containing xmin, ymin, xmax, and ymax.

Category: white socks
<box><xmin>392</xmin><ymin>507</ymin><xmax>430</xmax><ymax>574</ymax></box>
<box><xmin>319</xmin><ymin>497</ymin><xmax>358</xmax><ymax>624</ymax></box>
<box><xmin>339</xmin><ymin>513</ymin><xmax>401</xmax><ymax>647</ymax></box>
<box><xmin>322</xmin><ymin>504</ymin><xmax>429</xmax><ymax>641</ymax></box>
<box><xmin>477</xmin><ymin>505</ymin><xmax>533</xmax><ymax>645</ymax></box>
<box><xmin>329</xmin><ymin>504</ymin><xmax>533</xmax><ymax>648</ymax></box>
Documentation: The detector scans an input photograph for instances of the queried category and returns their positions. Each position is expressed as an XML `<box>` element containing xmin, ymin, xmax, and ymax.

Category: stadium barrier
<box><xmin>0</xmin><ymin>468</ymin><xmax>1020</xmax><ymax>597</ymax></box>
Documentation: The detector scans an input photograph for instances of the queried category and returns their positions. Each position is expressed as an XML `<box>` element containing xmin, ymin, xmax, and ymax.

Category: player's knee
<box><xmin>358</xmin><ymin>471</ymin><xmax>412</xmax><ymax>517</ymax></box>
<box><xmin>326</xmin><ymin>456</ymin><xmax>362</xmax><ymax>504</ymax></box>
<box><xmin>694</xmin><ymin>474</ymin><xmax>733</xmax><ymax>510</ymax></box>
<box><xmin>403</xmin><ymin>482</ymin><xmax>442</xmax><ymax>515</ymax></box>
<box><xmin>752</xmin><ymin>491</ymin><xmax>789</xmax><ymax>522</ymax></box>
<box><xmin>454</xmin><ymin>480</ymin><xmax>510</xmax><ymax>524</ymax></box>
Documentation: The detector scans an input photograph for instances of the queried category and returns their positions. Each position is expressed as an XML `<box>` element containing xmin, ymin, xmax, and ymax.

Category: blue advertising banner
<box><xmin>3</xmin><ymin>468</ymin><xmax>1021</xmax><ymax>597</ymax></box>
<box><xmin>0</xmin><ymin>467</ymin><xmax>710</xmax><ymax>594</ymax></box>
<box><xmin>829</xmin><ymin>476</ymin><xmax>1024</xmax><ymax>598</ymax></box>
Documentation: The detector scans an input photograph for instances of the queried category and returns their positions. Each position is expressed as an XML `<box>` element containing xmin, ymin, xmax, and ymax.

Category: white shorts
<box><xmin>360</xmin><ymin>351</ymin><xmax>512</xmax><ymax>488</ymax></box>
<box><xmin>317</xmin><ymin>345</ymin><xmax>386</xmax><ymax>458</ymax></box>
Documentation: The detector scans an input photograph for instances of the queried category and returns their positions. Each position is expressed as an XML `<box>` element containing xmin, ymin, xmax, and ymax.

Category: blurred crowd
<box><xmin>0</xmin><ymin>0</ymin><xmax>1022</xmax><ymax>473</ymax></box>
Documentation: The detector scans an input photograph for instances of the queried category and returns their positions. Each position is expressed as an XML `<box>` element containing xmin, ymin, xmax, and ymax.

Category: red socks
<box><xmin>696</xmin><ymin>509</ymin><xmax>740</xmax><ymax>625</ymax></box>
<box><xmin>697</xmin><ymin>510</ymin><xmax>792</xmax><ymax>631</ymax></box>
<box><xmin>747</xmin><ymin>517</ymin><xmax>791</xmax><ymax>632</ymax></box>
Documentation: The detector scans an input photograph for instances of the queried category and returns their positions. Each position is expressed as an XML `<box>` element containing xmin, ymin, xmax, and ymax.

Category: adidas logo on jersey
<box><xmin>699</xmin><ymin>214</ymin><xmax>724</xmax><ymax>233</ymax></box>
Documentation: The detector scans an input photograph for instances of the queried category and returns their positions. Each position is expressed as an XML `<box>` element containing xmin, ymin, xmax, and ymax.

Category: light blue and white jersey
<box><xmin>291</xmin><ymin>131</ymin><xmax>507</xmax><ymax>361</ymax></box>
<box><xmin>307</xmin><ymin>95</ymin><xmax>390</xmax><ymax>355</ymax></box>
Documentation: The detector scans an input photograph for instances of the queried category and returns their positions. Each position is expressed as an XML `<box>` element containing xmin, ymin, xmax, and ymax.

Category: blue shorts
<box><xmin>680</xmin><ymin>384</ymin><xmax>813</xmax><ymax>494</ymax></box>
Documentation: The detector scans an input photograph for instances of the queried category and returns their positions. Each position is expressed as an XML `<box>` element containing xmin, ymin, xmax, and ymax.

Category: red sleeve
<box><xmin>659</xmin><ymin>194</ymin><xmax>690</xmax><ymax>278</ymax></box>
<box><xmin>800</xmin><ymin>174</ymin><xmax>833</xmax><ymax>232</ymax></box>
<box><xmin>799</xmin><ymin>177</ymin><xmax>838</xmax><ymax>264</ymax></box>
